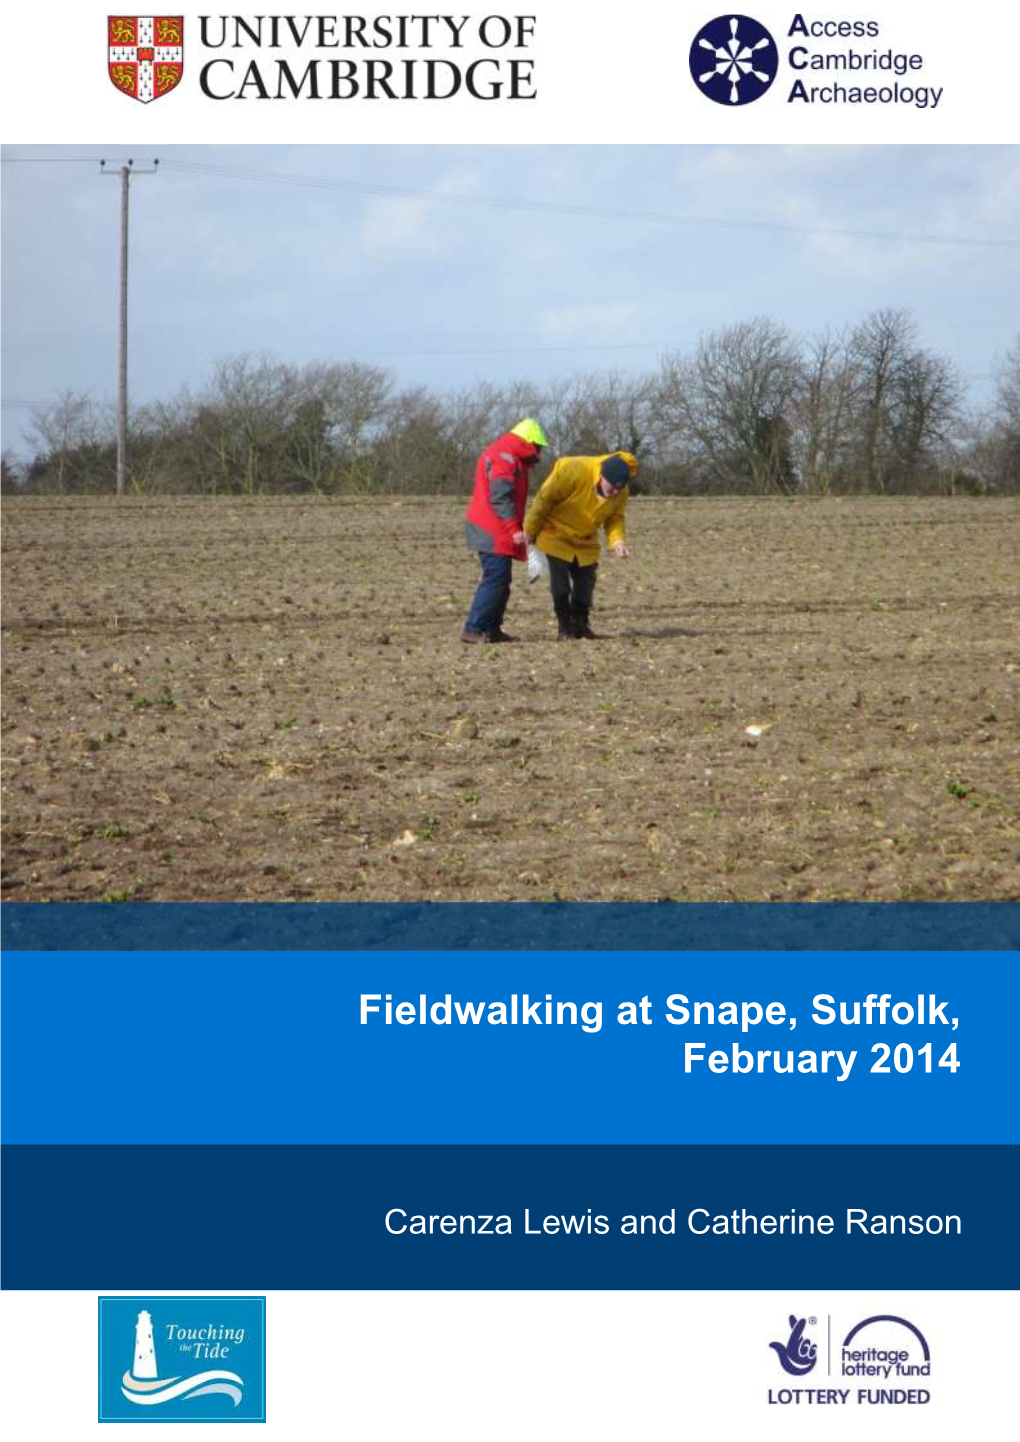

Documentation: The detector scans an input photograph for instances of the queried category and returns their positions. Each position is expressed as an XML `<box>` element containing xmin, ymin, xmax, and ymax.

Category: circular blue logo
<box><xmin>690</xmin><ymin>15</ymin><xmax>777</xmax><ymax>106</ymax></box>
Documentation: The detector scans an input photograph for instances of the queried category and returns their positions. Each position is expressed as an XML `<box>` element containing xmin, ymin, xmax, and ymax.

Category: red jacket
<box><xmin>464</xmin><ymin>431</ymin><xmax>540</xmax><ymax>559</ymax></box>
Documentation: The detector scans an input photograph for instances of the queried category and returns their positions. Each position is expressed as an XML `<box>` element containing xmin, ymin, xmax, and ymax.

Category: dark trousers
<box><xmin>465</xmin><ymin>551</ymin><xmax>512</xmax><ymax>634</ymax></box>
<box><xmin>548</xmin><ymin>555</ymin><xmax>597</xmax><ymax>627</ymax></box>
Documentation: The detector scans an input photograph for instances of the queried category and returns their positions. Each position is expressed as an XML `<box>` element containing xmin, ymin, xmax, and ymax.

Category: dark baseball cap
<box><xmin>600</xmin><ymin>455</ymin><xmax>630</xmax><ymax>488</ymax></box>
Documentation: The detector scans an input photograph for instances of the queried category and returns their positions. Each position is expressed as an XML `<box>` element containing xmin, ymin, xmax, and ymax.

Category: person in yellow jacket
<box><xmin>524</xmin><ymin>451</ymin><xmax>636</xmax><ymax>639</ymax></box>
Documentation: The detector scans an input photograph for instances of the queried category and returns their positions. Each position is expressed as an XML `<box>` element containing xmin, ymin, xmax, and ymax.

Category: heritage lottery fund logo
<box><xmin>690</xmin><ymin>13</ymin><xmax>945</xmax><ymax>110</ymax></box>
<box><xmin>766</xmin><ymin>1312</ymin><xmax>934</xmax><ymax>1408</ymax></box>
<box><xmin>98</xmin><ymin>1297</ymin><xmax>266</xmax><ymax>1422</ymax></box>
<box><xmin>106</xmin><ymin>13</ymin><xmax>538</xmax><ymax>101</ymax></box>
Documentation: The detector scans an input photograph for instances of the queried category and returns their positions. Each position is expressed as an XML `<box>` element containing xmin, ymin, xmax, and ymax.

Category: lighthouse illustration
<box><xmin>133</xmin><ymin>1310</ymin><xmax>158</xmax><ymax>1380</ymax></box>
<box><xmin>120</xmin><ymin>1308</ymin><xmax>245</xmax><ymax>1408</ymax></box>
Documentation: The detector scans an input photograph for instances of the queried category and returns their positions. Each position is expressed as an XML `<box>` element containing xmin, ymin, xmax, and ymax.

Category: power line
<box><xmin>2</xmin><ymin>156</ymin><xmax>112</xmax><ymax>163</ymax></box>
<box><xmin>161</xmin><ymin>157</ymin><xmax>1020</xmax><ymax>250</ymax></box>
<box><xmin>5</xmin><ymin>151</ymin><xmax>1018</xmax><ymax>250</ymax></box>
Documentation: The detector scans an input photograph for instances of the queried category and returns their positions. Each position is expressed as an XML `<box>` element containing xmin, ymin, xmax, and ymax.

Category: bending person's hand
<box><xmin>611</xmin><ymin>541</ymin><xmax>632</xmax><ymax>558</ymax></box>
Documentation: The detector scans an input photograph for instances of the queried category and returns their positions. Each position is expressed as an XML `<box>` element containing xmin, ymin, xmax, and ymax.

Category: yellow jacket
<box><xmin>524</xmin><ymin>452</ymin><xmax>636</xmax><ymax>565</ymax></box>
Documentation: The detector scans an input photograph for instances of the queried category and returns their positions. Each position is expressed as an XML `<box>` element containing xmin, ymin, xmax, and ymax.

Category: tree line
<box><xmin>5</xmin><ymin>309</ymin><xmax>1019</xmax><ymax>498</ymax></box>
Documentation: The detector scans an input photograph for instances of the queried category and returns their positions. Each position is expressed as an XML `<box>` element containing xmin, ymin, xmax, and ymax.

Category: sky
<box><xmin>2</xmin><ymin>144</ymin><xmax>1018</xmax><ymax>454</ymax></box>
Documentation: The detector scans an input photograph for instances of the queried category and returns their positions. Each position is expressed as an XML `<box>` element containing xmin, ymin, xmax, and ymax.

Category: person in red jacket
<box><xmin>461</xmin><ymin>418</ymin><xmax>549</xmax><ymax>643</ymax></box>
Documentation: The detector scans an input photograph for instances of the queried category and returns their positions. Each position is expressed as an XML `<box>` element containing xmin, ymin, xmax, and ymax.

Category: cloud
<box><xmin>359</xmin><ymin>195</ymin><xmax>436</xmax><ymax>256</ymax></box>
<box><xmin>537</xmin><ymin>302</ymin><xmax>642</xmax><ymax>343</ymax></box>
<box><xmin>3</xmin><ymin>143</ymin><xmax>1016</xmax><ymax>432</ymax></box>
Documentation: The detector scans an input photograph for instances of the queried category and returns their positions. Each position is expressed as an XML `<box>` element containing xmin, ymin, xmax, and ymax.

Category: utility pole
<box><xmin>101</xmin><ymin>158</ymin><xmax>158</xmax><ymax>495</ymax></box>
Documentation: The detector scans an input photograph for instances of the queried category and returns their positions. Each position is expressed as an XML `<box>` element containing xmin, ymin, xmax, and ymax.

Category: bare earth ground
<box><xmin>1</xmin><ymin>494</ymin><xmax>1018</xmax><ymax>901</ymax></box>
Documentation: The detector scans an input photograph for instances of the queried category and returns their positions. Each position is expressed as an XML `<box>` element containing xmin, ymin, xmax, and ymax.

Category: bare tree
<box><xmin>886</xmin><ymin>347</ymin><xmax>964</xmax><ymax>489</ymax></box>
<box><xmin>319</xmin><ymin>361</ymin><xmax>394</xmax><ymax>493</ymax></box>
<box><xmin>197</xmin><ymin>354</ymin><xmax>297</xmax><ymax>494</ymax></box>
<box><xmin>847</xmin><ymin>310</ymin><xmax>966</xmax><ymax>492</ymax></box>
<box><xmin>994</xmin><ymin>336</ymin><xmax>1020</xmax><ymax>425</ymax></box>
<box><xmin>847</xmin><ymin>309</ymin><xmax>916</xmax><ymax>492</ymax></box>
<box><xmin>653</xmin><ymin>318</ymin><xmax>802</xmax><ymax>493</ymax></box>
<box><xmin>982</xmin><ymin>334</ymin><xmax>1020</xmax><ymax>491</ymax></box>
<box><xmin>1</xmin><ymin>450</ymin><xmax>23</xmax><ymax>494</ymax></box>
<box><xmin>541</xmin><ymin>371</ymin><xmax>653</xmax><ymax>461</ymax></box>
<box><xmin>792</xmin><ymin>328</ymin><xmax>858</xmax><ymax>494</ymax></box>
<box><xmin>372</xmin><ymin>385</ymin><xmax>462</xmax><ymax>494</ymax></box>
<box><xmin>13</xmin><ymin>322</ymin><xmax>990</xmax><ymax>498</ymax></box>
<box><xmin>279</xmin><ymin>363</ymin><xmax>348</xmax><ymax>494</ymax></box>
<box><xmin>441</xmin><ymin>381</ymin><xmax>528</xmax><ymax>490</ymax></box>
<box><xmin>26</xmin><ymin>392</ymin><xmax>114</xmax><ymax>493</ymax></box>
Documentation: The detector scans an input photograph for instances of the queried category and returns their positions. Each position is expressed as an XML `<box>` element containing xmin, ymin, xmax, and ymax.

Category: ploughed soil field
<box><xmin>2</xmin><ymin>494</ymin><xmax>1018</xmax><ymax>902</ymax></box>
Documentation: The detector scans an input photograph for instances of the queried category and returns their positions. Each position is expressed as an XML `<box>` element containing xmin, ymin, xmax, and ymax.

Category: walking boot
<box><xmin>554</xmin><ymin>600</ymin><xmax>577</xmax><ymax>641</ymax></box>
<box><xmin>488</xmin><ymin>627</ymin><xmax>518</xmax><ymax>643</ymax></box>
<box><xmin>460</xmin><ymin>626</ymin><xmax>492</xmax><ymax>644</ymax></box>
<box><xmin>573</xmin><ymin>606</ymin><xmax>599</xmax><ymax>640</ymax></box>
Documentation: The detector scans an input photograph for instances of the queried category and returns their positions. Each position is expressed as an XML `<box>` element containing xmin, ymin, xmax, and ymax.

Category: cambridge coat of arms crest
<box><xmin>108</xmin><ymin>17</ymin><xmax>184</xmax><ymax>102</ymax></box>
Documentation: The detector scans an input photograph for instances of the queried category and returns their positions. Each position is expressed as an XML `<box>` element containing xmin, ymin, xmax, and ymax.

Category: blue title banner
<box><xmin>3</xmin><ymin>946</ymin><xmax>1013</xmax><ymax>1144</ymax></box>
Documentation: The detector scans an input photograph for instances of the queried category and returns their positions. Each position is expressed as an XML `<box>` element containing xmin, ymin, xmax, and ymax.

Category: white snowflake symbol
<box><xmin>697</xmin><ymin>17</ymin><xmax>772</xmax><ymax>104</ymax></box>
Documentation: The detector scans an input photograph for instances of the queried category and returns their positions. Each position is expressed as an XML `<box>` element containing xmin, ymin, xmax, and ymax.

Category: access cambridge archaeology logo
<box><xmin>689</xmin><ymin>12</ymin><xmax>946</xmax><ymax>111</ymax></box>
<box><xmin>766</xmin><ymin>1311</ymin><xmax>933</xmax><ymax>1409</ymax></box>
<box><xmin>98</xmin><ymin>1297</ymin><xmax>266</xmax><ymax>1422</ymax></box>
<box><xmin>689</xmin><ymin>15</ymin><xmax>777</xmax><ymax>106</ymax></box>
<box><xmin>108</xmin><ymin>16</ymin><xmax>184</xmax><ymax>103</ymax></box>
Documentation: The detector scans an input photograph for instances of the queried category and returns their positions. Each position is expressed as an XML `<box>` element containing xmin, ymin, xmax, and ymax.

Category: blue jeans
<box><xmin>465</xmin><ymin>551</ymin><xmax>512</xmax><ymax>634</ymax></box>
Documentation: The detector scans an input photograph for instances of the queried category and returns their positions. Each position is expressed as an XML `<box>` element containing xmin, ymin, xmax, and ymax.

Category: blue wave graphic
<box><xmin>121</xmin><ymin>1369</ymin><xmax>244</xmax><ymax>1406</ymax></box>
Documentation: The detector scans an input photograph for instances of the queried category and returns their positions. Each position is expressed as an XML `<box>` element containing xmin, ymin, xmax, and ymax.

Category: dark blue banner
<box><xmin>3</xmin><ymin>901</ymin><xmax>1017</xmax><ymax>951</ymax></box>
<box><xmin>2</xmin><ymin>1144</ymin><xmax>1014</xmax><ymax>1291</ymax></box>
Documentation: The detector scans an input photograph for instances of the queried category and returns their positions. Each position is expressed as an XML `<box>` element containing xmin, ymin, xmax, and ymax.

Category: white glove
<box><xmin>527</xmin><ymin>544</ymin><xmax>549</xmax><ymax>584</ymax></box>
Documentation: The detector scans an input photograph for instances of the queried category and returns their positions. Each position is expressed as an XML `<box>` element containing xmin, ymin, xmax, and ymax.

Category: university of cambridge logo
<box><xmin>108</xmin><ymin>16</ymin><xmax>184</xmax><ymax>103</ymax></box>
